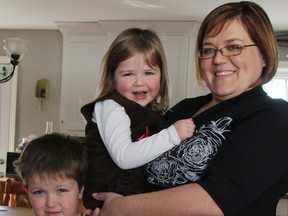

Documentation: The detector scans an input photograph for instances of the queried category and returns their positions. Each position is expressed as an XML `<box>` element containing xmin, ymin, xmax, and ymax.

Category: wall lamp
<box><xmin>0</xmin><ymin>37</ymin><xmax>29</xmax><ymax>83</ymax></box>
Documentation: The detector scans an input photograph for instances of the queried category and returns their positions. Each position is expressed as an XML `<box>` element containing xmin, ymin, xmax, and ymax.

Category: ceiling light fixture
<box><xmin>0</xmin><ymin>37</ymin><xmax>29</xmax><ymax>83</ymax></box>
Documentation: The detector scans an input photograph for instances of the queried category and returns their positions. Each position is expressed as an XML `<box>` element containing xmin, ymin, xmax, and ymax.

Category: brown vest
<box><xmin>81</xmin><ymin>92</ymin><xmax>161</xmax><ymax>209</ymax></box>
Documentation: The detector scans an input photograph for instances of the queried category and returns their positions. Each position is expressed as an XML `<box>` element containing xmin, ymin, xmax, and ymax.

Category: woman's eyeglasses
<box><xmin>198</xmin><ymin>44</ymin><xmax>256</xmax><ymax>59</ymax></box>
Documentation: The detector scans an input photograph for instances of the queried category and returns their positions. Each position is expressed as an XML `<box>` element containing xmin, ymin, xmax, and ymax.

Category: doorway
<box><xmin>0</xmin><ymin>56</ymin><xmax>17</xmax><ymax>176</ymax></box>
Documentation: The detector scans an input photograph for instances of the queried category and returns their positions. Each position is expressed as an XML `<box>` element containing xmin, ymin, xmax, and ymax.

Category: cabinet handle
<box><xmin>0</xmin><ymin>159</ymin><xmax>4</xmax><ymax>165</ymax></box>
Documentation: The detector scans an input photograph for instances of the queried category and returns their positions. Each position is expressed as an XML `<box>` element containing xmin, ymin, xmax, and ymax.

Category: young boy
<box><xmin>13</xmin><ymin>133</ymin><xmax>87</xmax><ymax>216</ymax></box>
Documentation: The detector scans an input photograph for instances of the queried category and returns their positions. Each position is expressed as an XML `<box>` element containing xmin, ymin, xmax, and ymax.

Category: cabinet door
<box><xmin>160</xmin><ymin>35</ymin><xmax>189</xmax><ymax>106</ymax></box>
<box><xmin>60</xmin><ymin>35</ymin><xmax>106</xmax><ymax>135</ymax></box>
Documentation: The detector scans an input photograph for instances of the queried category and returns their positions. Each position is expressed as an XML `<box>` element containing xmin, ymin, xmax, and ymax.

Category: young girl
<box><xmin>81</xmin><ymin>28</ymin><xmax>195</xmax><ymax>209</ymax></box>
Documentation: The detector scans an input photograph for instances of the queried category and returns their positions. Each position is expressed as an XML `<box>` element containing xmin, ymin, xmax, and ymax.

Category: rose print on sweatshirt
<box><xmin>146</xmin><ymin>116</ymin><xmax>232</xmax><ymax>187</ymax></box>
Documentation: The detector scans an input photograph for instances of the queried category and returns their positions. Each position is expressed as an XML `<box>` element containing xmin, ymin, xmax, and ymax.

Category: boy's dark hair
<box><xmin>14</xmin><ymin>133</ymin><xmax>87</xmax><ymax>189</ymax></box>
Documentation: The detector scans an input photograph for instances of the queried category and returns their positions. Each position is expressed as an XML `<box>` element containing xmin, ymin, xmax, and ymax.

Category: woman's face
<box><xmin>200</xmin><ymin>19</ymin><xmax>266</xmax><ymax>103</ymax></box>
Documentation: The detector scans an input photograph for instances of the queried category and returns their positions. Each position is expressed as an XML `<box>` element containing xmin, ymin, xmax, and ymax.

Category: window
<box><xmin>263</xmin><ymin>79</ymin><xmax>288</xmax><ymax>101</ymax></box>
<box><xmin>263</xmin><ymin>61</ymin><xmax>288</xmax><ymax>101</ymax></box>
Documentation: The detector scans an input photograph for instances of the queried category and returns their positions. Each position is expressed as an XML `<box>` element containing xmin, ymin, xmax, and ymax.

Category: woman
<box><xmin>89</xmin><ymin>1</ymin><xmax>288</xmax><ymax>216</ymax></box>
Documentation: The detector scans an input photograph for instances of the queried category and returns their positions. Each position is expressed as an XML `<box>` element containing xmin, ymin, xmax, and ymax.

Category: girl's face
<box><xmin>24</xmin><ymin>174</ymin><xmax>83</xmax><ymax>216</ymax></box>
<box><xmin>200</xmin><ymin>19</ymin><xmax>266</xmax><ymax>103</ymax></box>
<box><xmin>115</xmin><ymin>53</ymin><xmax>161</xmax><ymax>107</ymax></box>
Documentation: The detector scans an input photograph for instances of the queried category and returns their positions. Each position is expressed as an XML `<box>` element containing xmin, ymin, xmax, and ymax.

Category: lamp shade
<box><xmin>3</xmin><ymin>37</ymin><xmax>29</xmax><ymax>61</ymax></box>
<box><xmin>0</xmin><ymin>37</ymin><xmax>29</xmax><ymax>83</ymax></box>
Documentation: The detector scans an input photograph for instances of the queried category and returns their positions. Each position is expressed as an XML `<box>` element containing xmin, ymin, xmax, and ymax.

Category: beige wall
<box><xmin>0</xmin><ymin>30</ymin><xmax>63</xmax><ymax>147</ymax></box>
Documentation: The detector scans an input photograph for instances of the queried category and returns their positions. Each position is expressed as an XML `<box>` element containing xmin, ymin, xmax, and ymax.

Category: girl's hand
<box><xmin>173</xmin><ymin>118</ymin><xmax>195</xmax><ymax>141</ymax></box>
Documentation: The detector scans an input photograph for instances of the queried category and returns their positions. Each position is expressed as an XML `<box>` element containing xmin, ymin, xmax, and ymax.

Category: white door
<box><xmin>0</xmin><ymin>56</ymin><xmax>17</xmax><ymax>177</ymax></box>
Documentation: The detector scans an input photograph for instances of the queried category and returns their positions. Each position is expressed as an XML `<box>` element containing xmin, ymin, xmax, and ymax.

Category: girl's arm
<box><xmin>94</xmin><ymin>100</ymin><xmax>190</xmax><ymax>169</ymax></box>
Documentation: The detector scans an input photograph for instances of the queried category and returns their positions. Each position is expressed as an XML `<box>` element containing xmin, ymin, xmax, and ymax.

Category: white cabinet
<box><xmin>59</xmin><ymin>32</ymin><xmax>107</xmax><ymax>136</ymax></box>
<box><xmin>58</xmin><ymin>21</ymin><xmax>205</xmax><ymax>135</ymax></box>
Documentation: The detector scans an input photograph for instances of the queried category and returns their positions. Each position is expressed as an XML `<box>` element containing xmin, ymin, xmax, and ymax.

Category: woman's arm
<box><xmin>91</xmin><ymin>183</ymin><xmax>223</xmax><ymax>216</ymax></box>
<box><xmin>94</xmin><ymin>100</ymin><xmax>181</xmax><ymax>169</ymax></box>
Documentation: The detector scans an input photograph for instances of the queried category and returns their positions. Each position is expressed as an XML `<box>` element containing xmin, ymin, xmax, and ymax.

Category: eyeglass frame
<box><xmin>197</xmin><ymin>44</ymin><xmax>257</xmax><ymax>59</ymax></box>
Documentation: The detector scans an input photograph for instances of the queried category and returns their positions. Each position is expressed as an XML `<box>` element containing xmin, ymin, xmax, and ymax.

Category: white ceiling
<box><xmin>0</xmin><ymin>0</ymin><xmax>287</xmax><ymax>32</ymax></box>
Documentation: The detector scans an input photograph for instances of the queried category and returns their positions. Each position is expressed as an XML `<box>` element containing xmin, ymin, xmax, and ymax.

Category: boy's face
<box><xmin>23</xmin><ymin>174</ymin><xmax>83</xmax><ymax>216</ymax></box>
